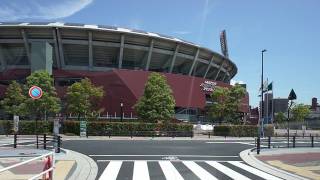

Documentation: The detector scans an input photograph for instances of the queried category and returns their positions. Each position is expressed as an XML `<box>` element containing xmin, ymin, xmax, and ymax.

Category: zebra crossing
<box><xmin>97</xmin><ymin>160</ymin><xmax>282</xmax><ymax>180</ymax></box>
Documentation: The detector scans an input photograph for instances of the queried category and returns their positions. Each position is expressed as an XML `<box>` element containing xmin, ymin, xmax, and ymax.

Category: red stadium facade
<box><xmin>0</xmin><ymin>22</ymin><xmax>249</xmax><ymax>122</ymax></box>
<box><xmin>0</xmin><ymin>69</ymin><xmax>249</xmax><ymax>121</ymax></box>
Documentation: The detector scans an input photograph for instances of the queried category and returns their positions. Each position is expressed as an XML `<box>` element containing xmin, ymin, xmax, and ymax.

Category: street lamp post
<box><xmin>258</xmin><ymin>49</ymin><xmax>267</xmax><ymax>155</ymax></box>
<box><xmin>120</xmin><ymin>102</ymin><xmax>123</xmax><ymax>122</ymax></box>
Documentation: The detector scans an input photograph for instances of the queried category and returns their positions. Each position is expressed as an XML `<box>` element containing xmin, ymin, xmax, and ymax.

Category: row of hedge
<box><xmin>213</xmin><ymin>125</ymin><xmax>274</xmax><ymax>137</ymax></box>
<box><xmin>0</xmin><ymin>120</ymin><xmax>274</xmax><ymax>137</ymax></box>
<box><xmin>0</xmin><ymin>120</ymin><xmax>193</xmax><ymax>136</ymax></box>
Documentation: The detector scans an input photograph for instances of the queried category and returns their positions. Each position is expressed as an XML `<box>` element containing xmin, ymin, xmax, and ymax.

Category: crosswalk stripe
<box><xmin>158</xmin><ymin>161</ymin><xmax>184</xmax><ymax>180</ymax></box>
<box><xmin>206</xmin><ymin>161</ymin><xmax>251</xmax><ymax>180</ymax></box>
<box><xmin>98</xmin><ymin>161</ymin><xmax>122</xmax><ymax>180</ymax></box>
<box><xmin>228</xmin><ymin>161</ymin><xmax>283</xmax><ymax>180</ymax></box>
<box><xmin>133</xmin><ymin>161</ymin><xmax>150</xmax><ymax>180</ymax></box>
<box><xmin>183</xmin><ymin>161</ymin><xmax>218</xmax><ymax>180</ymax></box>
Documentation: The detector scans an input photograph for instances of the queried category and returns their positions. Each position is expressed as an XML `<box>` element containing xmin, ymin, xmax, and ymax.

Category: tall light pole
<box><xmin>260</xmin><ymin>49</ymin><xmax>267</xmax><ymax>132</ymax></box>
<box><xmin>258</xmin><ymin>49</ymin><xmax>267</xmax><ymax>154</ymax></box>
<box><xmin>120</xmin><ymin>102</ymin><xmax>124</xmax><ymax>122</ymax></box>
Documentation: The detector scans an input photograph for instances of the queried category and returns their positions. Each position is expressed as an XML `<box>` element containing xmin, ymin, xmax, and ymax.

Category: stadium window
<box><xmin>56</xmin><ymin>77</ymin><xmax>83</xmax><ymax>86</ymax></box>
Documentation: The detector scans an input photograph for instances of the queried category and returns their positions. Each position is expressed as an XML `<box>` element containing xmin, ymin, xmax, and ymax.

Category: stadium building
<box><xmin>0</xmin><ymin>22</ymin><xmax>249</xmax><ymax>121</ymax></box>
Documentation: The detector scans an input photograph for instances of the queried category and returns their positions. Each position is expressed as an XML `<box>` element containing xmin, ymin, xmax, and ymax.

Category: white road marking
<box><xmin>96</xmin><ymin>160</ymin><xmax>243</xmax><ymax>162</ymax></box>
<box><xmin>229</xmin><ymin>161</ymin><xmax>283</xmax><ymax>180</ymax></box>
<box><xmin>206</xmin><ymin>161</ymin><xmax>251</xmax><ymax>180</ymax></box>
<box><xmin>183</xmin><ymin>161</ymin><xmax>218</xmax><ymax>180</ymax></box>
<box><xmin>133</xmin><ymin>161</ymin><xmax>150</xmax><ymax>180</ymax></box>
<box><xmin>90</xmin><ymin>154</ymin><xmax>238</xmax><ymax>158</ymax></box>
<box><xmin>98</xmin><ymin>161</ymin><xmax>122</xmax><ymax>180</ymax></box>
<box><xmin>159</xmin><ymin>161</ymin><xmax>184</xmax><ymax>180</ymax></box>
<box><xmin>205</xmin><ymin>142</ymin><xmax>269</xmax><ymax>147</ymax></box>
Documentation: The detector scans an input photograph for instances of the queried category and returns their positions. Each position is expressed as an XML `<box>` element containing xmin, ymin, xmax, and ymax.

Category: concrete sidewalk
<box><xmin>240</xmin><ymin>147</ymin><xmax>320</xmax><ymax>180</ymax></box>
<box><xmin>60</xmin><ymin>134</ymin><xmax>257</xmax><ymax>141</ymax></box>
<box><xmin>0</xmin><ymin>147</ymin><xmax>97</xmax><ymax>180</ymax></box>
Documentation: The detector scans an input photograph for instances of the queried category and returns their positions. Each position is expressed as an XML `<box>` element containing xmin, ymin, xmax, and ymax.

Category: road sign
<box><xmin>288</xmin><ymin>89</ymin><xmax>297</xmax><ymax>100</ymax></box>
<box><xmin>80</xmin><ymin>120</ymin><xmax>87</xmax><ymax>137</ymax></box>
<box><xmin>13</xmin><ymin>115</ymin><xmax>19</xmax><ymax>133</ymax></box>
<box><xmin>29</xmin><ymin>86</ymin><xmax>43</xmax><ymax>99</ymax></box>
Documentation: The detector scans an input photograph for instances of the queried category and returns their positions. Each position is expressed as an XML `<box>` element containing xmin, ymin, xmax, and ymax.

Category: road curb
<box><xmin>60</xmin><ymin>148</ymin><xmax>98</xmax><ymax>180</ymax></box>
<box><xmin>239</xmin><ymin>148</ymin><xmax>309</xmax><ymax>180</ymax></box>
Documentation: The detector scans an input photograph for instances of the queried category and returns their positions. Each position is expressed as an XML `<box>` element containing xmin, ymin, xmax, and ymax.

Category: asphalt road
<box><xmin>62</xmin><ymin>140</ymin><xmax>283</xmax><ymax>180</ymax></box>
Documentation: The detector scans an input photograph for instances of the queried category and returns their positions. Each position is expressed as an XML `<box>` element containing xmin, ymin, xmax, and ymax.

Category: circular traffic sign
<box><xmin>29</xmin><ymin>86</ymin><xmax>43</xmax><ymax>99</ymax></box>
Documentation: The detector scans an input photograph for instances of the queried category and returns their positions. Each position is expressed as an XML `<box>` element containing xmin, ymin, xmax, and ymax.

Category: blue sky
<box><xmin>0</xmin><ymin>0</ymin><xmax>319</xmax><ymax>106</ymax></box>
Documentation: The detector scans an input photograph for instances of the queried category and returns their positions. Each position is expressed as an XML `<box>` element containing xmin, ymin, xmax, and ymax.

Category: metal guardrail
<box><xmin>13</xmin><ymin>134</ymin><xmax>61</xmax><ymax>153</ymax></box>
<box><xmin>0</xmin><ymin>151</ymin><xmax>55</xmax><ymax>180</ymax></box>
<box><xmin>256</xmin><ymin>135</ymin><xmax>320</xmax><ymax>154</ymax></box>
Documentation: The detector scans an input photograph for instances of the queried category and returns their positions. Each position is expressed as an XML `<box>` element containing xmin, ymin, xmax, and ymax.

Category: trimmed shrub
<box><xmin>0</xmin><ymin>120</ymin><xmax>12</xmax><ymax>135</ymax></box>
<box><xmin>0</xmin><ymin>120</ymin><xmax>193</xmax><ymax>137</ymax></box>
<box><xmin>214</xmin><ymin>125</ymin><xmax>258</xmax><ymax>137</ymax></box>
<box><xmin>264</xmin><ymin>124</ymin><xmax>274</xmax><ymax>137</ymax></box>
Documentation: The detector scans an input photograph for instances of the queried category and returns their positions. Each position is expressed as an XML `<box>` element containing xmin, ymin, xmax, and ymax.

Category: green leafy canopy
<box><xmin>24</xmin><ymin>70</ymin><xmax>61</xmax><ymax>119</ymax></box>
<box><xmin>66</xmin><ymin>78</ymin><xmax>104</xmax><ymax>120</ymax></box>
<box><xmin>0</xmin><ymin>81</ymin><xmax>26</xmax><ymax>116</ymax></box>
<box><xmin>291</xmin><ymin>103</ymin><xmax>310</xmax><ymax>122</ymax></box>
<box><xmin>135</xmin><ymin>72</ymin><xmax>175</xmax><ymax>123</ymax></box>
<box><xmin>209</xmin><ymin>84</ymin><xmax>246</xmax><ymax>124</ymax></box>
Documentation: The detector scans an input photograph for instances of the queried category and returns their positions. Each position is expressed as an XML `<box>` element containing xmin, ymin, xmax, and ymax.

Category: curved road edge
<box><xmin>60</xmin><ymin>148</ymin><xmax>98</xmax><ymax>180</ymax></box>
<box><xmin>239</xmin><ymin>148</ymin><xmax>308</xmax><ymax>180</ymax></box>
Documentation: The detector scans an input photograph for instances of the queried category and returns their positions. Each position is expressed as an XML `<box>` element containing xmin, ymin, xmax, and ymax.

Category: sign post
<box><xmin>13</xmin><ymin>115</ymin><xmax>19</xmax><ymax>133</ymax></box>
<box><xmin>80</xmin><ymin>120</ymin><xmax>87</xmax><ymax>137</ymax></box>
<box><xmin>53</xmin><ymin>116</ymin><xmax>60</xmax><ymax>153</ymax></box>
<box><xmin>28</xmin><ymin>86</ymin><xmax>43</xmax><ymax>148</ymax></box>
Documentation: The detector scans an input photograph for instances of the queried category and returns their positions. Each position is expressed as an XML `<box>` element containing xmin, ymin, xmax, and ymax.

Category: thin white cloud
<box><xmin>0</xmin><ymin>0</ymin><xmax>93</xmax><ymax>21</ymax></box>
<box><xmin>197</xmin><ymin>0</ymin><xmax>211</xmax><ymax>43</ymax></box>
<box><xmin>172</xmin><ymin>31</ymin><xmax>192</xmax><ymax>35</ymax></box>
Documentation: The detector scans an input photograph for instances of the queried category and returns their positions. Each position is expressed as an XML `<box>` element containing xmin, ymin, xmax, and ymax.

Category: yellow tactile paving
<box><xmin>267</xmin><ymin>160</ymin><xmax>320</xmax><ymax>180</ymax></box>
<box><xmin>54</xmin><ymin>160</ymin><xmax>75</xmax><ymax>180</ymax></box>
<box><xmin>0</xmin><ymin>170</ymin><xmax>34</xmax><ymax>180</ymax></box>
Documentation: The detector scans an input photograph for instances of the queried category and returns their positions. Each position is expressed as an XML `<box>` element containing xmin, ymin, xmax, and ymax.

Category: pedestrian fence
<box><xmin>256</xmin><ymin>135</ymin><xmax>320</xmax><ymax>154</ymax></box>
<box><xmin>0</xmin><ymin>151</ymin><xmax>55</xmax><ymax>180</ymax></box>
<box><xmin>13</xmin><ymin>134</ymin><xmax>61</xmax><ymax>153</ymax></box>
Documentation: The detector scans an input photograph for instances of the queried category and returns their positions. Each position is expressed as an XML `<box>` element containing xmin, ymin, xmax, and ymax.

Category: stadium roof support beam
<box><xmin>203</xmin><ymin>55</ymin><xmax>215</xmax><ymax>79</ymax></box>
<box><xmin>118</xmin><ymin>34</ymin><xmax>125</xmax><ymax>69</ymax></box>
<box><xmin>52</xmin><ymin>29</ymin><xmax>61</xmax><ymax>69</ymax></box>
<box><xmin>188</xmin><ymin>48</ymin><xmax>200</xmax><ymax>76</ymax></box>
<box><xmin>21</xmin><ymin>29</ymin><xmax>31</xmax><ymax>65</ymax></box>
<box><xmin>0</xmin><ymin>47</ymin><xmax>6</xmax><ymax>72</ymax></box>
<box><xmin>145</xmin><ymin>39</ymin><xmax>154</xmax><ymax>70</ymax></box>
<box><xmin>56</xmin><ymin>28</ymin><xmax>65</xmax><ymax>68</ymax></box>
<box><xmin>88</xmin><ymin>31</ymin><xmax>93</xmax><ymax>70</ymax></box>
<box><xmin>214</xmin><ymin>58</ymin><xmax>226</xmax><ymax>81</ymax></box>
<box><xmin>222</xmin><ymin>72</ymin><xmax>229</xmax><ymax>83</ymax></box>
<box><xmin>169</xmin><ymin>44</ymin><xmax>180</xmax><ymax>73</ymax></box>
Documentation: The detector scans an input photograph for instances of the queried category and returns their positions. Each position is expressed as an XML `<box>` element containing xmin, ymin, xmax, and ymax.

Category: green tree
<box><xmin>25</xmin><ymin>70</ymin><xmax>60</xmax><ymax>120</ymax></box>
<box><xmin>66</xmin><ymin>78</ymin><xmax>104</xmax><ymax>121</ymax></box>
<box><xmin>291</xmin><ymin>103</ymin><xmax>310</xmax><ymax>122</ymax></box>
<box><xmin>209</xmin><ymin>84</ymin><xmax>246</xmax><ymax>124</ymax></box>
<box><xmin>274</xmin><ymin>112</ymin><xmax>287</xmax><ymax>123</ymax></box>
<box><xmin>0</xmin><ymin>81</ymin><xmax>26</xmax><ymax>116</ymax></box>
<box><xmin>134</xmin><ymin>72</ymin><xmax>175</xmax><ymax>123</ymax></box>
